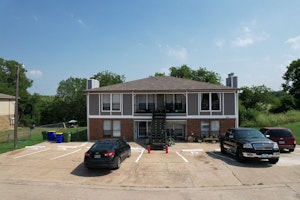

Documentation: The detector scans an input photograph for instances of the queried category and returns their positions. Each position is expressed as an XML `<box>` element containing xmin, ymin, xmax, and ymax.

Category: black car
<box><xmin>220</xmin><ymin>128</ymin><xmax>280</xmax><ymax>164</ymax></box>
<box><xmin>84</xmin><ymin>138</ymin><xmax>131</xmax><ymax>169</ymax></box>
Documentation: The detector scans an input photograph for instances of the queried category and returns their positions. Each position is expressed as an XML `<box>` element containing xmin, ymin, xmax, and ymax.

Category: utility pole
<box><xmin>14</xmin><ymin>64</ymin><xmax>21</xmax><ymax>149</ymax></box>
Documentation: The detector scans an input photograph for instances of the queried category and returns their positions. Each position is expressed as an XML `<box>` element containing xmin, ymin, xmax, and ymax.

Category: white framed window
<box><xmin>112</xmin><ymin>94</ymin><xmax>121</xmax><ymax>110</ymax></box>
<box><xmin>201</xmin><ymin>93</ymin><xmax>209</xmax><ymax>110</ymax></box>
<box><xmin>103</xmin><ymin>120</ymin><xmax>121</xmax><ymax>137</ymax></box>
<box><xmin>101</xmin><ymin>94</ymin><xmax>121</xmax><ymax>112</ymax></box>
<box><xmin>113</xmin><ymin>121</ymin><xmax>121</xmax><ymax>137</ymax></box>
<box><xmin>103</xmin><ymin>120</ymin><xmax>111</xmax><ymax>136</ymax></box>
<box><xmin>102</xmin><ymin>94</ymin><xmax>110</xmax><ymax>111</ymax></box>
<box><xmin>200</xmin><ymin>93</ymin><xmax>221</xmax><ymax>111</ymax></box>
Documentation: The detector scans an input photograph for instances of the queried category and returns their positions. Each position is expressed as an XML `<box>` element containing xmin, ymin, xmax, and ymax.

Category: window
<box><xmin>200</xmin><ymin>93</ymin><xmax>221</xmax><ymax>111</ymax></box>
<box><xmin>103</xmin><ymin>120</ymin><xmax>111</xmax><ymax>137</ymax></box>
<box><xmin>165</xmin><ymin>94</ymin><xmax>173</xmax><ymax>112</ymax></box>
<box><xmin>101</xmin><ymin>94</ymin><xmax>121</xmax><ymax>111</ymax></box>
<box><xmin>175</xmin><ymin>94</ymin><xmax>184</xmax><ymax>111</ymax></box>
<box><xmin>211</xmin><ymin>121</ymin><xmax>220</xmax><ymax>137</ymax></box>
<box><xmin>102</xmin><ymin>94</ymin><xmax>110</xmax><ymax>111</ymax></box>
<box><xmin>201</xmin><ymin>93</ymin><xmax>209</xmax><ymax>110</ymax></box>
<box><xmin>212</xmin><ymin>93</ymin><xmax>220</xmax><ymax>110</ymax></box>
<box><xmin>136</xmin><ymin>94</ymin><xmax>146</xmax><ymax>111</ymax></box>
<box><xmin>112</xmin><ymin>94</ymin><xmax>120</xmax><ymax>110</ymax></box>
<box><xmin>103</xmin><ymin>120</ymin><xmax>121</xmax><ymax>137</ymax></box>
<box><xmin>113</xmin><ymin>121</ymin><xmax>121</xmax><ymax>137</ymax></box>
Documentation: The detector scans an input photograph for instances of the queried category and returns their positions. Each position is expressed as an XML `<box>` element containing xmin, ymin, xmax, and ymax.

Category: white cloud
<box><xmin>231</xmin><ymin>24</ymin><xmax>269</xmax><ymax>48</ymax></box>
<box><xmin>232</xmin><ymin>37</ymin><xmax>254</xmax><ymax>47</ymax></box>
<box><xmin>27</xmin><ymin>70</ymin><xmax>42</xmax><ymax>79</ymax></box>
<box><xmin>285</xmin><ymin>36</ymin><xmax>300</xmax><ymax>50</ymax></box>
<box><xmin>166</xmin><ymin>45</ymin><xmax>188</xmax><ymax>61</ymax></box>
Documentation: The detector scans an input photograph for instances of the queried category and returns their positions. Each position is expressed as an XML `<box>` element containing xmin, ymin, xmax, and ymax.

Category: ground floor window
<box><xmin>166</xmin><ymin>121</ymin><xmax>186</xmax><ymax>140</ymax></box>
<box><xmin>201</xmin><ymin>120</ymin><xmax>220</xmax><ymax>138</ymax></box>
<box><xmin>113</xmin><ymin>121</ymin><xmax>121</xmax><ymax>137</ymax></box>
<box><xmin>103</xmin><ymin>120</ymin><xmax>121</xmax><ymax>137</ymax></box>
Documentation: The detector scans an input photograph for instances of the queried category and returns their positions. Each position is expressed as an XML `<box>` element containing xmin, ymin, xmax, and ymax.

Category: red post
<box><xmin>147</xmin><ymin>145</ymin><xmax>151</xmax><ymax>154</ymax></box>
<box><xmin>166</xmin><ymin>145</ymin><xmax>168</xmax><ymax>154</ymax></box>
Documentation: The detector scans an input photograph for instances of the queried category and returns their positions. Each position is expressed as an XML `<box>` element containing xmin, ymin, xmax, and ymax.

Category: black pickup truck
<box><xmin>219</xmin><ymin>128</ymin><xmax>280</xmax><ymax>164</ymax></box>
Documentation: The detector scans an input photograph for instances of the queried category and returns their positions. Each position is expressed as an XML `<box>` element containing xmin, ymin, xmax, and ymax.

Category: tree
<box><xmin>239</xmin><ymin>85</ymin><xmax>275</xmax><ymax>112</ymax></box>
<box><xmin>91</xmin><ymin>70</ymin><xmax>125</xmax><ymax>87</ymax></box>
<box><xmin>282</xmin><ymin>59</ymin><xmax>300</xmax><ymax>108</ymax></box>
<box><xmin>169</xmin><ymin>65</ymin><xmax>222</xmax><ymax>84</ymax></box>
<box><xmin>56</xmin><ymin>77</ymin><xmax>87</xmax><ymax>101</ymax></box>
<box><xmin>0</xmin><ymin>58</ymin><xmax>33</xmax><ymax>96</ymax></box>
<box><xmin>54</xmin><ymin>77</ymin><xmax>88</xmax><ymax>125</ymax></box>
<box><xmin>270</xmin><ymin>93</ymin><xmax>296</xmax><ymax>113</ymax></box>
<box><xmin>0</xmin><ymin>58</ymin><xmax>34</xmax><ymax>126</ymax></box>
<box><xmin>154</xmin><ymin>72</ymin><xmax>165</xmax><ymax>76</ymax></box>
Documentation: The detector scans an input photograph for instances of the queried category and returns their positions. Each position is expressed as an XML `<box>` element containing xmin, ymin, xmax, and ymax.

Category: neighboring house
<box><xmin>0</xmin><ymin>93</ymin><xmax>15</xmax><ymax>130</ymax></box>
<box><xmin>85</xmin><ymin>75</ymin><xmax>239</xmax><ymax>141</ymax></box>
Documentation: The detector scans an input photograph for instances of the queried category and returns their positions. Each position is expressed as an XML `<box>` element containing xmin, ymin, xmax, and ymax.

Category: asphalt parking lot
<box><xmin>1</xmin><ymin>141</ymin><xmax>300</xmax><ymax>199</ymax></box>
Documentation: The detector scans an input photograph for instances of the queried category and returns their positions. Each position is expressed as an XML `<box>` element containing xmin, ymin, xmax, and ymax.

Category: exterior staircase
<box><xmin>150</xmin><ymin>112</ymin><xmax>166</xmax><ymax>149</ymax></box>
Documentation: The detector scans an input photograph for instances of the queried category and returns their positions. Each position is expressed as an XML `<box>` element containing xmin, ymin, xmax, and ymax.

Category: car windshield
<box><xmin>235</xmin><ymin>129</ymin><xmax>266</xmax><ymax>139</ymax></box>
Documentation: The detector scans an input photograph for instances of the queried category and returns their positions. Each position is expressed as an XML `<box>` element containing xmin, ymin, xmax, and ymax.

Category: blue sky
<box><xmin>1</xmin><ymin>0</ymin><xmax>300</xmax><ymax>95</ymax></box>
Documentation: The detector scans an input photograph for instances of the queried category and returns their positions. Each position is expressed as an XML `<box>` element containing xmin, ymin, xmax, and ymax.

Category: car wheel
<box><xmin>289</xmin><ymin>149</ymin><xmax>294</xmax><ymax>152</ymax></box>
<box><xmin>113</xmin><ymin>157</ymin><xmax>121</xmax><ymax>170</ymax></box>
<box><xmin>236</xmin><ymin>148</ymin><xmax>245</xmax><ymax>163</ymax></box>
<box><xmin>220</xmin><ymin>143</ymin><xmax>226</xmax><ymax>154</ymax></box>
<box><xmin>269</xmin><ymin>158</ymin><xmax>279</xmax><ymax>164</ymax></box>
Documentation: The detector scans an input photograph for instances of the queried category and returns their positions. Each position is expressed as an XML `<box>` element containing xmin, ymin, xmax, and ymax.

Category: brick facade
<box><xmin>89</xmin><ymin>118</ymin><xmax>235</xmax><ymax>141</ymax></box>
<box><xmin>89</xmin><ymin>118</ymin><xmax>134</xmax><ymax>141</ymax></box>
<box><xmin>186</xmin><ymin>118</ymin><xmax>236</xmax><ymax>138</ymax></box>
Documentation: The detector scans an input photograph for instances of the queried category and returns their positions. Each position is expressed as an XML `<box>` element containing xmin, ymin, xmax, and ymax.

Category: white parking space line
<box><xmin>182</xmin><ymin>149</ymin><xmax>203</xmax><ymax>152</ymax></box>
<box><xmin>176</xmin><ymin>151</ymin><xmax>189</xmax><ymax>163</ymax></box>
<box><xmin>25</xmin><ymin>146</ymin><xmax>46</xmax><ymax>150</ymax></box>
<box><xmin>57</xmin><ymin>142</ymin><xmax>88</xmax><ymax>150</ymax></box>
<box><xmin>14</xmin><ymin>148</ymin><xmax>51</xmax><ymax>159</ymax></box>
<box><xmin>50</xmin><ymin>149</ymin><xmax>82</xmax><ymax>160</ymax></box>
<box><xmin>135</xmin><ymin>149</ymin><xmax>145</xmax><ymax>163</ymax></box>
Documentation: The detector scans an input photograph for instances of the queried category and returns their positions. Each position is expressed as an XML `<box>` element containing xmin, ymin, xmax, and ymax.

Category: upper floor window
<box><xmin>200</xmin><ymin>93</ymin><xmax>221</xmax><ymax>111</ymax></box>
<box><xmin>212</xmin><ymin>93</ymin><xmax>220</xmax><ymax>110</ymax></box>
<box><xmin>101</xmin><ymin>94</ymin><xmax>121</xmax><ymax>111</ymax></box>
<box><xmin>112</xmin><ymin>94</ymin><xmax>121</xmax><ymax>110</ymax></box>
<box><xmin>201</xmin><ymin>93</ymin><xmax>210</xmax><ymax>110</ymax></box>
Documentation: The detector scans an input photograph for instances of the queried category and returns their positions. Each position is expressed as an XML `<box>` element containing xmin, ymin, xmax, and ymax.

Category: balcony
<box><xmin>134</xmin><ymin>103</ymin><xmax>186</xmax><ymax>115</ymax></box>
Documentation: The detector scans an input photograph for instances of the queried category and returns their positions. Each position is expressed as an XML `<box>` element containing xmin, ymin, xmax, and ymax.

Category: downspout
<box><xmin>86</xmin><ymin>93</ymin><xmax>90</xmax><ymax>141</ymax></box>
<box><xmin>235</xmin><ymin>90</ymin><xmax>239</xmax><ymax>128</ymax></box>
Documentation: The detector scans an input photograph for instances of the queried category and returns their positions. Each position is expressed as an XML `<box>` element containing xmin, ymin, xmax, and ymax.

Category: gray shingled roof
<box><xmin>0</xmin><ymin>93</ymin><xmax>15</xmax><ymax>100</ymax></box>
<box><xmin>85</xmin><ymin>76</ymin><xmax>238</xmax><ymax>93</ymax></box>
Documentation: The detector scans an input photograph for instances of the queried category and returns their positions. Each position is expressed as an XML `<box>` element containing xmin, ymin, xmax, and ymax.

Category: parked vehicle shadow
<box><xmin>71</xmin><ymin>162</ymin><xmax>112</xmax><ymax>177</ymax></box>
<box><xmin>206</xmin><ymin>151</ymin><xmax>274</xmax><ymax>168</ymax></box>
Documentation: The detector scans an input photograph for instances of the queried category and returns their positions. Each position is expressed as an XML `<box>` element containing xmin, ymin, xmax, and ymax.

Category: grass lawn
<box><xmin>0</xmin><ymin>127</ymin><xmax>87</xmax><ymax>154</ymax></box>
<box><xmin>279</xmin><ymin>121</ymin><xmax>300</xmax><ymax>144</ymax></box>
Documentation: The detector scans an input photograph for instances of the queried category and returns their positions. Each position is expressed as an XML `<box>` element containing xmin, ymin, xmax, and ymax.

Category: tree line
<box><xmin>1</xmin><ymin>58</ymin><xmax>300</xmax><ymax>127</ymax></box>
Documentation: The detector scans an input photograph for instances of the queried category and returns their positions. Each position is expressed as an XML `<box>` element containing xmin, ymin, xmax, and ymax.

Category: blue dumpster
<box><xmin>56</xmin><ymin>132</ymin><xmax>63</xmax><ymax>143</ymax></box>
<box><xmin>48</xmin><ymin>131</ymin><xmax>56</xmax><ymax>141</ymax></box>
